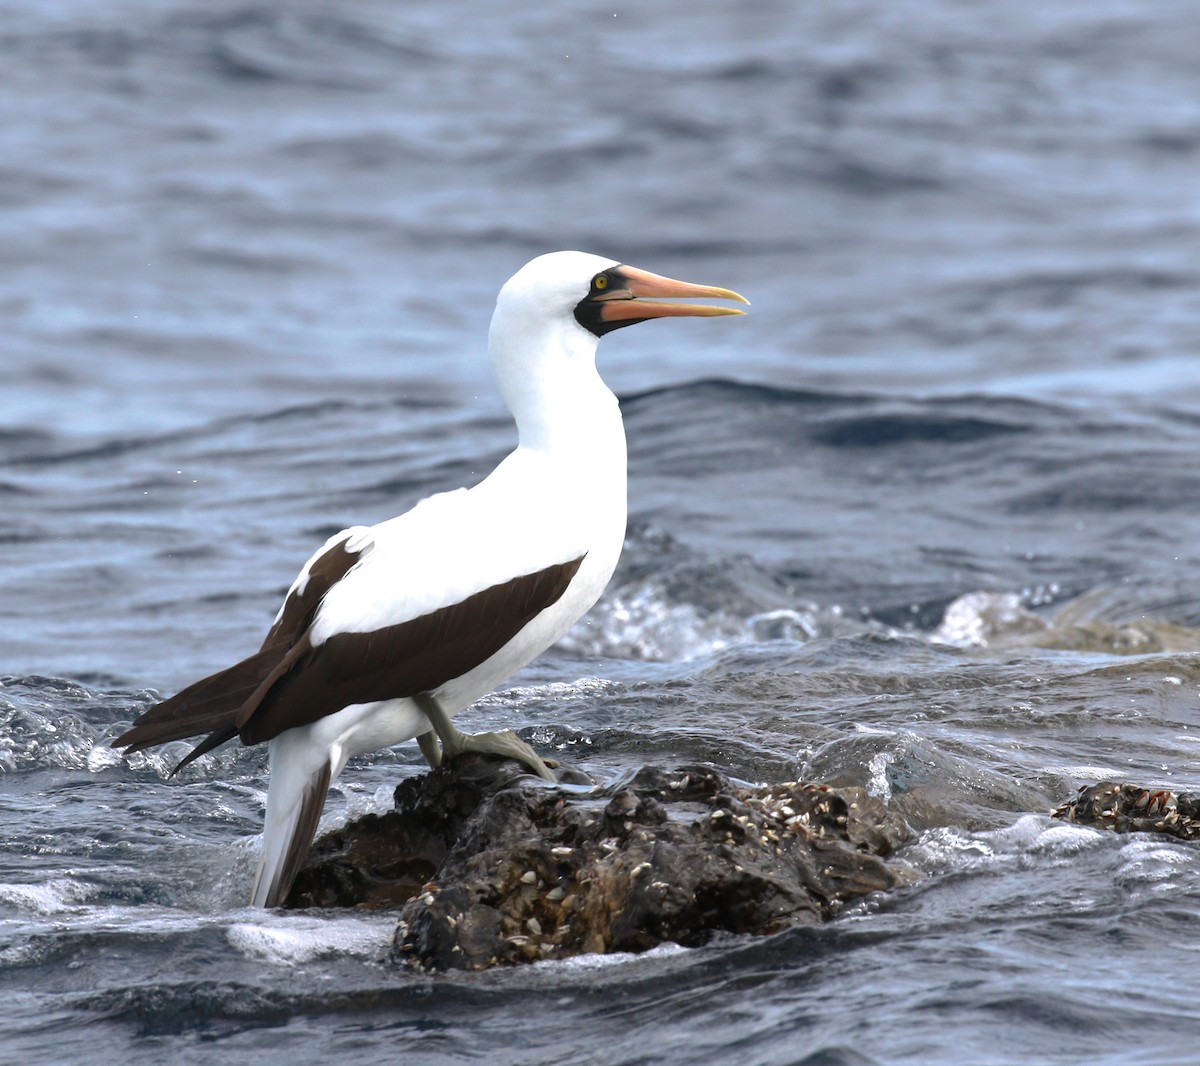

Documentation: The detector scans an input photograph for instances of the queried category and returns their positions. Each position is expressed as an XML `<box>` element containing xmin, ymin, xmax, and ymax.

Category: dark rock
<box><xmin>286</xmin><ymin>755</ymin><xmax>914</xmax><ymax>970</ymax></box>
<box><xmin>285</xmin><ymin>756</ymin><xmax>534</xmax><ymax>909</ymax></box>
<box><xmin>1053</xmin><ymin>781</ymin><xmax>1200</xmax><ymax>839</ymax></box>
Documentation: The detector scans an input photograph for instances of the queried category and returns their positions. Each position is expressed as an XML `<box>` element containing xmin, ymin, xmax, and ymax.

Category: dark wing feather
<box><xmin>236</xmin><ymin>554</ymin><xmax>586</xmax><ymax>746</ymax></box>
<box><xmin>113</xmin><ymin>531</ymin><xmax>368</xmax><ymax>760</ymax></box>
<box><xmin>259</xmin><ymin>532</ymin><xmax>369</xmax><ymax>652</ymax></box>
<box><xmin>170</xmin><ymin>724</ymin><xmax>239</xmax><ymax>775</ymax></box>
<box><xmin>112</xmin><ymin>644</ymin><xmax>284</xmax><ymax>753</ymax></box>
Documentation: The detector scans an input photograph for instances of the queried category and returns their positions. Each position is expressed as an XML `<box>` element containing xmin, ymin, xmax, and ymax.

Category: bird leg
<box><xmin>415</xmin><ymin>729</ymin><xmax>442</xmax><ymax>769</ymax></box>
<box><xmin>413</xmin><ymin>694</ymin><xmax>557</xmax><ymax>781</ymax></box>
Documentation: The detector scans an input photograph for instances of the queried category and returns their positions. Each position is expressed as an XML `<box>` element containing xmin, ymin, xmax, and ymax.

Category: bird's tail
<box><xmin>249</xmin><ymin>730</ymin><xmax>333</xmax><ymax>908</ymax></box>
<box><xmin>112</xmin><ymin>645</ymin><xmax>284</xmax><ymax>771</ymax></box>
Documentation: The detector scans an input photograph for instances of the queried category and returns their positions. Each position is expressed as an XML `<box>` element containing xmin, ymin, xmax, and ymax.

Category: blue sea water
<box><xmin>3</xmin><ymin>1</ymin><xmax>1200</xmax><ymax>1063</ymax></box>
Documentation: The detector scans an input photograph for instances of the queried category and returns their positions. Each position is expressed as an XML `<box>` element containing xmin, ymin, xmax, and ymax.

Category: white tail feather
<box><xmin>250</xmin><ymin>733</ymin><xmax>333</xmax><ymax>908</ymax></box>
<box><xmin>247</xmin><ymin>700</ymin><xmax>425</xmax><ymax>906</ymax></box>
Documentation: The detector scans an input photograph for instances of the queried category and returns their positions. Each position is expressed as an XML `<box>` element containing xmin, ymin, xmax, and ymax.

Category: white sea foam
<box><xmin>907</xmin><ymin>815</ymin><xmax>1107</xmax><ymax>876</ymax></box>
<box><xmin>866</xmin><ymin>750</ymin><xmax>895</xmax><ymax>801</ymax></box>
<box><xmin>931</xmin><ymin>591</ymin><xmax>1046</xmax><ymax>648</ymax></box>
<box><xmin>560</xmin><ymin>585</ymin><xmax>738</xmax><ymax>662</ymax></box>
<box><xmin>904</xmin><ymin>825</ymin><xmax>998</xmax><ymax>874</ymax></box>
<box><xmin>86</xmin><ymin>742</ymin><xmax>125</xmax><ymax>772</ymax></box>
<box><xmin>227</xmin><ymin>914</ymin><xmax>394</xmax><ymax>965</ymax></box>
<box><xmin>535</xmin><ymin>940</ymin><xmax>690</xmax><ymax>973</ymax></box>
<box><xmin>479</xmin><ymin>677</ymin><xmax>622</xmax><ymax>706</ymax></box>
<box><xmin>1114</xmin><ymin>837</ymin><xmax>1196</xmax><ymax>890</ymax></box>
<box><xmin>1042</xmin><ymin>764</ymin><xmax>1131</xmax><ymax>781</ymax></box>
<box><xmin>0</xmin><ymin>877</ymin><xmax>91</xmax><ymax>915</ymax></box>
<box><xmin>1021</xmin><ymin>821</ymin><xmax>1106</xmax><ymax>858</ymax></box>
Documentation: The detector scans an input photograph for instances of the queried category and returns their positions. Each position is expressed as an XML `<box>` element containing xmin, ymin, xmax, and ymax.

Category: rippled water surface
<box><xmin>3</xmin><ymin>2</ymin><xmax>1200</xmax><ymax>1063</ymax></box>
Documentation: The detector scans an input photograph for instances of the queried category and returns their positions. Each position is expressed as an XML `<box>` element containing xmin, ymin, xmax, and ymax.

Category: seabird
<box><xmin>114</xmin><ymin>250</ymin><xmax>748</xmax><ymax>907</ymax></box>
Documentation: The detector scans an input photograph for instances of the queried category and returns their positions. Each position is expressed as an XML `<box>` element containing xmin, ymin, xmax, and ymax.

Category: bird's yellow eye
<box><xmin>593</xmin><ymin>274</ymin><xmax>609</xmax><ymax>290</ymax></box>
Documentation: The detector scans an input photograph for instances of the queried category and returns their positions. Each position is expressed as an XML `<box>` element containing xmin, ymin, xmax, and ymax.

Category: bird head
<box><xmin>496</xmin><ymin>251</ymin><xmax>749</xmax><ymax>339</ymax></box>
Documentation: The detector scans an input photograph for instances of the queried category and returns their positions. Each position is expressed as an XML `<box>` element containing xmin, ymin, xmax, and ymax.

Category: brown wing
<box><xmin>260</xmin><ymin>531</ymin><xmax>370</xmax><ymax>651</ymax></box>
<box><xmin>112</xmin><ymin>645</ymin><xmax>284</xmax><ymax>754</ymax></box>
<box><xmin>113</xmin><ymin>531</ymin><xmax>369</xmax><ymax>762</ymax></box>
<box><xmin>236</xmin><ymin>554</ymin><xmax>586</xmax><ymax>746</ymax></box>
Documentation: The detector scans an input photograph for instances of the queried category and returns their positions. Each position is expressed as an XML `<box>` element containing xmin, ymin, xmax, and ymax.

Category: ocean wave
<box><xmin>0</xmin><ymin>877</ymin><xmax>93</xmax><ymax>917</ymax></box>
<box><xmin>908</xmin><ymin>812</ymin><xmax>1200</xmax><ymax>904</ymax></box>
<box><xmin>932</xmin><ymin>586</ymin><xmax>1200</xmax><ymax>654</ymax></box>
<box><xmin>0</xmin><ymin>677</ymin><xmax>128</xmax><ymax>772</ymax></box>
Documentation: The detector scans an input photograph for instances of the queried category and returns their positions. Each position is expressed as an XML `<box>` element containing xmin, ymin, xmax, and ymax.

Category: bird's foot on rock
<box><xmin>413</xmin><ymin>693</ymin><xmax>557</xmax><ymax>781</ymax></box>
<box><xmin>454</xmin><ymin>728</ymin><xmax>558</xmax><ymax>781</ymax></box>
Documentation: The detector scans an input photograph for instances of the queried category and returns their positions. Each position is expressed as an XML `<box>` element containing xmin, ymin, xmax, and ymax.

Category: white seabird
<box><xmin>114</xmin><ymin>250</ymin><xmax>748</xmax><ymax>907</ymax></box>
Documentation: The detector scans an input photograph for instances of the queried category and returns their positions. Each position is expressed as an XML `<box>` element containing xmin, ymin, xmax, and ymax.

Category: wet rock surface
<box><xmin>286</xmin><ymin>755</ymin><xmax>914</xmax><ymax>970</ymax></box>
<box><xmin>1053</xmin><ymin>781</ymin><xmax>1200</xmax><ymax>840</ymax></box>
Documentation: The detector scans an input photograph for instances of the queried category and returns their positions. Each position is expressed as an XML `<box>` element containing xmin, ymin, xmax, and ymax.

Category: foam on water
<box><xmin>905</xmin><ymin>814</ymin><xmax>1110</xmax><ymax>877</ymax></box>
<box><xmin>1113</xmin><ymin>837</ymin><xmax>1198</xmax><ymax>890</ymax></box>
<box><xmin>0</xmin><ymin>877</ymin><xmax>92</xmax><ymax>916</ymax></box>
<box><xmin>559</xmin><ymin>583</ymin><xmax>740</xmax><ymax>662</ymax></box>
<box><xmin>532</xmin><ymin>940</ymin><xmax>692</xmax><ymax>974</ymax></box>
<box><xmin>932</xmin><ymin>591</ymin><xmax>1046</xmax><ymax>648</ymax></box>
<box><xmin>905</xmin><ymin>812</ymin><xmax>1200</xmax><ymax>910</ymax></box>
<box><xmin>227</xmin><ymin>914</ymin><xmax>395</xmax><ymax>966</ymax></box>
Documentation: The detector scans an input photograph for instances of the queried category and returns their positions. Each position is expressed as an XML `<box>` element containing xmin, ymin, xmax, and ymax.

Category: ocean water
<box><xmin>3</xmin><ymin>1</ymin><xmax>1200</xmax><ymax>1063</ymax></box>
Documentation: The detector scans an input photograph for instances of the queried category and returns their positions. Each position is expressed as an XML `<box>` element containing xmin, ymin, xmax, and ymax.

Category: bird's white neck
<box><xmin>488</xmin><ymin>303</ymin><xmax>623</xmax><ymax>455</ymax></box>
